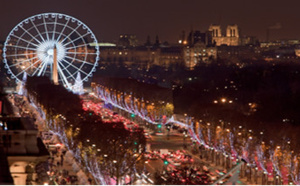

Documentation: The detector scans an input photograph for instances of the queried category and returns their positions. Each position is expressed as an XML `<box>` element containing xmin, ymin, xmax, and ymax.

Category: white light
<box><xmin>36</xmin><ymin>41</ymin><xmax>66</xmax><ymax>64</ymax></box>
<box><xmin>47</xmin><ymin>48</ymin><xmax>54</xmax><ymax>55</ymax></box>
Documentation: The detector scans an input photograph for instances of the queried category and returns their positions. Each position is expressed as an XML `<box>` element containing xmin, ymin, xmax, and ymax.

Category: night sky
<box><xmin>1</xmin><ymin>0</ymin><xmax>300</xmax><ymax>44</ymax></box>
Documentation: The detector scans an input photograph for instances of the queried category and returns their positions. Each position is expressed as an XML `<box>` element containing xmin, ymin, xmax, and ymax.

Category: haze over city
<box><xmin>1</xmin><ymin>0</ymin><xmax>300</xmax><ymax>43</ymax></box>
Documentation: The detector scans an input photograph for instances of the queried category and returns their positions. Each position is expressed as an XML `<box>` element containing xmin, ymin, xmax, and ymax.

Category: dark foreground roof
<box><xmin>0</xmin><ymin>148</ymin><xmax>14</xmax><ymax>185</ymax></box>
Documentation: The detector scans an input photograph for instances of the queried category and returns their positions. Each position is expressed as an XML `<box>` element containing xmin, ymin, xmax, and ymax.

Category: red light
<box><xmin>181</xmin><ymin>179</ymin><xmax>186</xmax><ymax>182</ymax></box>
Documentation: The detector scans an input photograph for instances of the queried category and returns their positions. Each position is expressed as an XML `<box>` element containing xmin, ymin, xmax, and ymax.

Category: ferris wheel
<box><xmin>2</xmin><ymin>13</ymin><xmax>99</xmax><ymax>90</ymax></box>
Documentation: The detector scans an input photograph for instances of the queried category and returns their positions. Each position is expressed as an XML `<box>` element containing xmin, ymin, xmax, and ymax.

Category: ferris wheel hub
<box><xmin>47</xmin><ymin>48</ymin><xmax>54</xmax><ymax>56</ymax></box>
<box><xmin>36</xmin><ymin>40</ymin><xmax>65</xmax><ymax>64</ymax></box>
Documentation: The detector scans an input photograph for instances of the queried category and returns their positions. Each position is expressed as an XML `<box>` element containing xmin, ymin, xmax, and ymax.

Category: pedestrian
<box><xmin>88</xmin><ymin>177</ymin><xmax>92</xmax><ymax>184</ymax></box>
<box><xmin>60</xmin><ymin>154</ymin><xmax>64</xmax><ymax>166</ymax></box>
<box><xmin>62</xmin><ymin>149</ymin><xmax>67</xmax><ymax>156</ymax></box>
<box><xmin>66</xmin><ymin>176</ymin><xmax>70</xmax><ymax>184</ymax></box>
<box><xmin>60</xmin><ymin>178</ymin><xmax>66</xmax><ymax>185</ymax></box>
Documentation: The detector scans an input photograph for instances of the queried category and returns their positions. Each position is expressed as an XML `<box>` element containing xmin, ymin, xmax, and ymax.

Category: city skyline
<box><xmin>0</xmin><ymin>0</ymin><xmax>300</xmax><ymax>44</ymax></box>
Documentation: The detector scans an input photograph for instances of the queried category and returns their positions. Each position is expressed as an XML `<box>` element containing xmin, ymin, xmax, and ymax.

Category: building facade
<box><xmin>208</xmin><ymin>24</ymin><xmax>240</xmax><ymax>46</ymax></box>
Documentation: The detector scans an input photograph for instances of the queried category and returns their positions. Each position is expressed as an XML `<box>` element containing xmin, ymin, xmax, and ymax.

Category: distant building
<box><xmin>118</xmin><ymin>34</ymin><xmax>138</xmax><ymax>47</ymax></box>
<box><xmin>208</xmin><ymin>24</ymin><xmax>240</xmax><ymax>46</ymax></box>
<box><xmin>184</xmin><ymin>43</ymin><xmax>217</xmax><ymax>69</ymax></box>
<box><xmin>99</xmin><ymin>45</ymin><xmax>184</xmax><ymax>68</ymax></box>
<box><xmin>217</xmin><ymin>45</ymin><xmax>262</xmax><ymax>62</ymax></box>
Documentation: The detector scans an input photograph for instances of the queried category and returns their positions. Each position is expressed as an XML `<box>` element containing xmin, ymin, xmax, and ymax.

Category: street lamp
<box><xmin>221</xmin><ymin>98</ymin><xmax>227</xmax><ymax>103</ymax></box>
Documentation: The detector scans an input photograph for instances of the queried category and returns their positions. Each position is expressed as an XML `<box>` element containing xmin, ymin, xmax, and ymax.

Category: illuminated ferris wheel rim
<box><xmin>2</xmin><ymin>12</ymin><xmax>100</xmax><ymax>89</ymax></box>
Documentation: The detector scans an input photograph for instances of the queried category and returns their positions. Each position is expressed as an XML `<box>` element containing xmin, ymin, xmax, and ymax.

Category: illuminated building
<box><xmin>208</xmin><ymin>24</ymin><xmax>240</xmax><ymax>46</ymax></box>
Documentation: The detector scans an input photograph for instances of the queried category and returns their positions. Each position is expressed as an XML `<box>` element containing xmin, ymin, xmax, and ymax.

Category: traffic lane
<box><xmin>148</xmin><ymin>134</ymin><xmax>193</xmax><ymax>151</ymax></box>
<box><xmin>145</xmin><ymin>159</ymin><xmax>165</xmax><ymax>181</ymax></box>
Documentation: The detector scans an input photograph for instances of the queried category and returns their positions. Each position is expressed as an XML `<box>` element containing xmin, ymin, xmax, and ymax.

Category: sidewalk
<box><xmin>47</xmin><ymin>147</ymin><xmax>90</xmax><ymax>185</ymax></box>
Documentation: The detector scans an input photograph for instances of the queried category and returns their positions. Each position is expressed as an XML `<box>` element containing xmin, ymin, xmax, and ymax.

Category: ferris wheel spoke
<box><xmin>62</xmin><ymin>58</ymin><xmax>89</xmax><ymax>76</ymax></box>
<box><xmin>29</xmin><ymin>19</ymin><xmax>46</xmax><ymax>43</ymax></box>
<box><xmin>31</xmin><ymin>60</ymin><xmax>46</xmax><ymax>76</ymax></box>
<box><xmin>9</xmin><ymin>45</ymin><xmax>36</xmax><ymax>51</ymax></box>
<box><xmin>57</xmin><ymin>62</ymin><xmax>74</xmax><ymax>88</ymax></box>
<box><xmin>9</xmin><ymin>56</ymin><xmax>40</xmax><ymax>68</ymax></box>
<box><xmin>65</xmin><ymin>43</ymin><xmax>90</xmax><ymax>50</ymax></box>
<box><xmin>63</xmin><ymin>32</ymin><xmax>90</xmax><ymax>47</ymax></box>
<box><xmin>41</xmin><ymin>62</ymin><xmax>49</xmax><ymax>76</ymax></box>
<box><xmin>37</xmin><ymin>60</ymin><xmax>48</xmax><ymax>76</ymax></box>
<box><xmin>19</xmin><ymin>25</ymin><xmax>42</xmax><ymax>45</ymax></box>
<box><xmin>6</xmin><ymin>53</ymin><xmax>37</xmax><ymax>57</ymax></box>
<box><xmin>65</xmin><ymin>55</ymin><xmax>94</xmax><ymax>66</ymax></box>
<box><xmin>15</xmin><ymin>58</ymin><xmax>43</xmax><ymax>77</ymax></box>
<box><xmin>55</xmin><ymin>18</ymin><xmax>70</xmax><ymax>43</ymax></box>
<box><xmin>52</xmin><ymin>15</ymin><xmax>58</xmax><ymax>40</ymax></box>
<box><xmin>60</xmin><ymin>24</ymin><xmax>81</xmax><ymax>44</ymax></box>
<box><xmin>58</xmin><ymin>61</ymin><xmax>76</xmax><ymax>81</ymax></box>
<box><xmin>42</xmin><ymin>16</ymin><xmax>50</xmax><ymax>41</ymax></box>
<box><xmin>10</xmin><ymin>34</ymin><xmax>39</xmax><ymax>47</ymax></box>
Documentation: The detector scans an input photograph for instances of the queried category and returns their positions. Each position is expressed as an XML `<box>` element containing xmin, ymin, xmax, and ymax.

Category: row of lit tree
<box><xmin>25</xmin><ymin>77</ymin><xmax>146</xmax><ymax>185</ymax></box>
<box><xmin>94</xmin><ymin>79</ymin><xmax>300</xmax><ymax>185</ymax></box>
